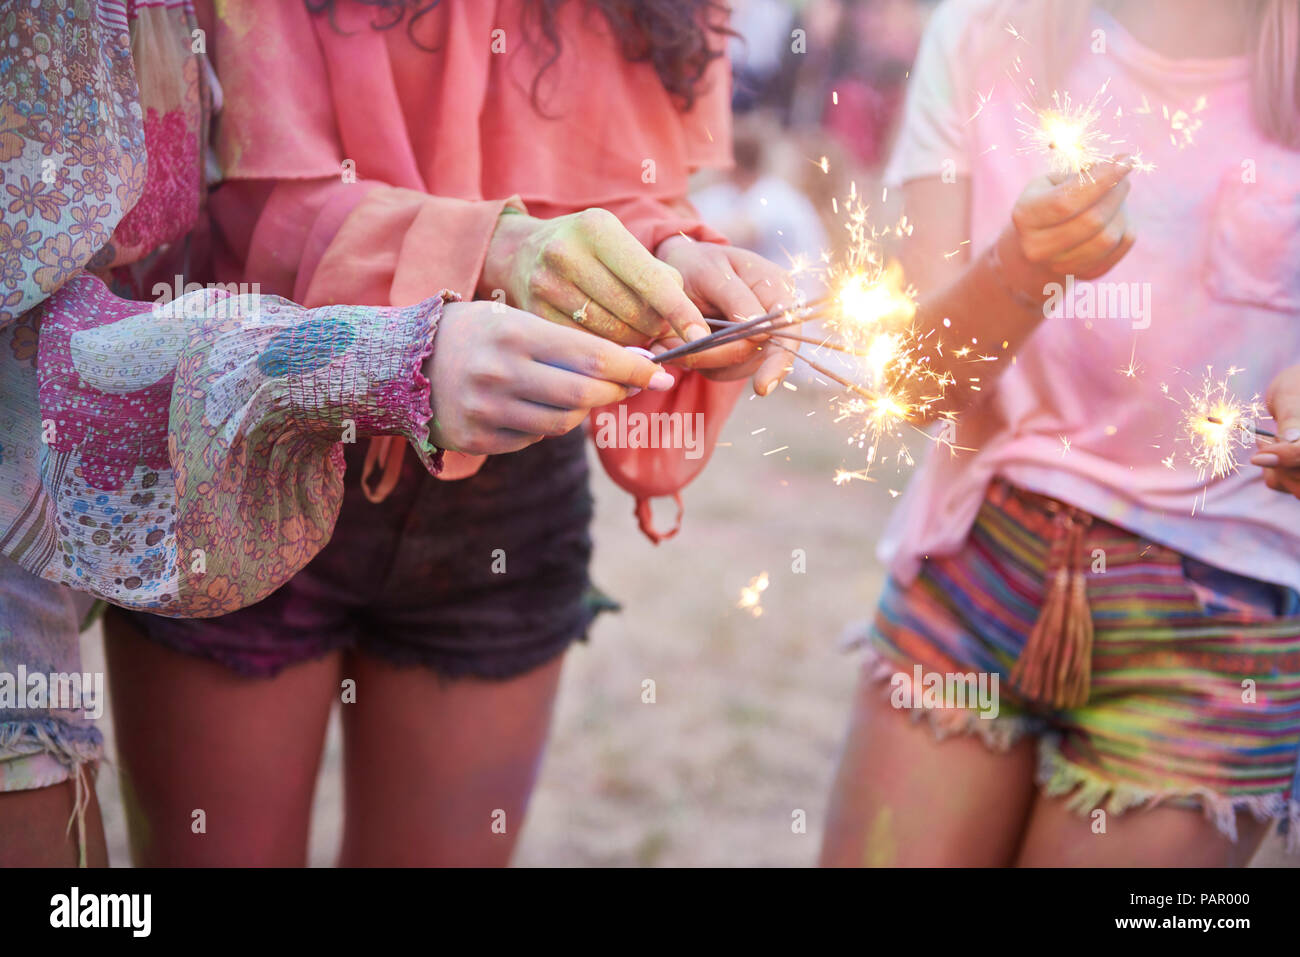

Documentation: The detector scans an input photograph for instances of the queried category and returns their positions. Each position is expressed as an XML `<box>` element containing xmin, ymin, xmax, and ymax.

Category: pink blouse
<box><xmin>205</xmin><ymin>0</ymin><xmax>745</xmax><ymax>538</ymax></box>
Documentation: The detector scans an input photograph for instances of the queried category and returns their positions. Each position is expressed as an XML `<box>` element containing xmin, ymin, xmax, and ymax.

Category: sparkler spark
<box><xmin>833</xmin><ymin>468</ymin><xmax>873</xmax><ymax>485</ymax></box>
<box><xmin>1017</xmin><ymin>86</ymin><xmax>1114</xmax><ymax>179</ymax></box>
<box><xmin>795</xmin><ymin>192</ymin><xmax>985</xmax><ymax>481</ymax></box>
<box><xmin>700</xmin><ymin>187</ymin><xmax>983</xmax><ymax>486</ymax></box>
<box><xmin>1180</xmin><ymin>369</ymin><xmax>1264</xmax><ymax>482</ymax></box>
<box><xmin>737</xmin><ymin>572</ymin><xmax>769</xmax><ymax>617</ymax></box>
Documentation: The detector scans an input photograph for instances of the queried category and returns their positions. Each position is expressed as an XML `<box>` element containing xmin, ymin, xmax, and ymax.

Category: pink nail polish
<box><xmin>649</xmin><ymin>370</ymin><xmax>675</xmax><ymax>391</ymax></box>
<box><xmin>1285</xmin><ymin>428</ymin><xmax>1300</xmax><ymax>443</ymax></box>
<box><xmin>1252</xmin><ymin>453</ymin><xmax>1281</xmax><ymax>467</ymax></box>
<box><xmin>623</xmin><ymin>346</ymin><xmax>655</xmax><ymax>395</ymax></box>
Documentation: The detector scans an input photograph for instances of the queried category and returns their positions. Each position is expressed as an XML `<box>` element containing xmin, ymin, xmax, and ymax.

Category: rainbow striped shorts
<box><xmin>862</xmin><ymin>478</ymin><xmax>1300</xmax><ymax>848</ymax></box>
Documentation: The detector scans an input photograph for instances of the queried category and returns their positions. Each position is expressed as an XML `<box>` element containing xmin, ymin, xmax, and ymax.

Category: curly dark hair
<box><xmin>302</xmin><ymin>0</ymin><xmax>732</xmax><ymax>110</ymax></box>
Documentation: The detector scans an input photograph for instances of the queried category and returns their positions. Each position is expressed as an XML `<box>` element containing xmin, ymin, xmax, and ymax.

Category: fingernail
<box><xmin>758</xmin><ymin>380</ymin><xmax>775</xmax><ymax>396</ymax></box>
<box><xmin>1285</xmin><ymin>428</ymin><xmax>1300</xmax><ymax>443</ymax></box>
<box><xmin>624</xmin><ymin>346</ymin><xmax>656</xmax><ymax>361</ymax></box>
<box><xmin>626</xmin><ymin>387</ymin><xmax>641</xmax><ymax>398</ymax></box>
<box><xmin>686</xmin><ymin>324</ymin><xmax>710</xmax><ymax>342</ymax></box>
<box><xmin>1251</xmin><ymin>453</ymin><xmax>1281</xmax><ymax>467</ymax></box>
<box><xmin>649</xmin><ymin>370</ymin><xmax>675</xmax><ymax>391</ymax></box>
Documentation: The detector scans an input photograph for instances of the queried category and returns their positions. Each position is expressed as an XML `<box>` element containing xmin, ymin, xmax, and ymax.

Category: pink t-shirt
<box><xmin>881</xmin><ymin>0</ymin><xmax>1300</xmax><ymax>591</ymax></box>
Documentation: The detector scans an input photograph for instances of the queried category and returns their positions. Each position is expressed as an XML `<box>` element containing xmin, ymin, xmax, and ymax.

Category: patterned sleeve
<box><xmin>5</xmin><ymin>274</ymin><xmax>448</xmax><ymax>617</ymax></box>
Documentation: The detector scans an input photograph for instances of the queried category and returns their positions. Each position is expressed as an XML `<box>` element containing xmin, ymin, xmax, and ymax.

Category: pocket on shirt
<box><xmin>1204</xmin><ymin>172</ymin><xmax>1300</xmax><ymax>312</ymax></box>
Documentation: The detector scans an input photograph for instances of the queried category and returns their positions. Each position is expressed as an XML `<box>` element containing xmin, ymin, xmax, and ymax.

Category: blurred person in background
<box><xmin>692</xmin><ymin>113</ymin><xmax>829</xmax><ymax>288</ymax></box>
<box><xmin>729</xmin><ymin>0</ymin><xmax>798</xmax><ymax>111</ymax></box>
<box><xmin>768</xmin><ymin>0</ymin><xmax>929</xmax><ymax>169</ymax></box>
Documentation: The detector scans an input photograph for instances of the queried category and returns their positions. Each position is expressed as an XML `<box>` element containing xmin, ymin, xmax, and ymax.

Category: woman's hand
<box><xmin>1000</xmin><ymin>157</ymin><xmax>1138</xmax><ymax>294</ymax></box>
<box><xmin>1250</xmin><ymin>363</ymin><xmax>1300</xmax><ymax>500</ymax></box>
<box><xmin>654</xmin><ymin>237</ymin><xmax>799</xmax><ymax>396</ymax></box>
<box><xmin>426</xmin><ymin>301</ymin><xmax>674</xmax><ymax>455</ymax></box>
<box><xmin>477</xmin><ymin>208</ymin><xmax>711</xmax><ymax>347</ymax></box>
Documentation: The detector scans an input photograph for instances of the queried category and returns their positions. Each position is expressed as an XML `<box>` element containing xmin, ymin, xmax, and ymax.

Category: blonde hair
<box><xmin>960</xmin><ymin>0</ymin><xmax>1300</xmax><ymax>148</ymax></box>
<box><xmin>1253</xmin><ymin>0</ymin><xmax>1300</xmax><ymax>146</ymax></box>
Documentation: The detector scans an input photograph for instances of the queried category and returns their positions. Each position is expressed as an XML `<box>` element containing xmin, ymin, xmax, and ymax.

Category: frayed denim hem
<box><xmin>0</xmin><ymin>717</ymin><xmax>103</xmax><ymax>770</ymax></box>
<box><xmin>1</xmin><ymin>719</ymin><xmax>104</xmax><ymax>867</ymax></box>
<box><xmin>856</xmin><ymin>642</ymin><xmax>1037</xmax><ymax>752</ymax></box>
<box><xmin>1037</xmin><ymin>742</ymin><xmax>1300</xmax><ymax>854</ymax></box>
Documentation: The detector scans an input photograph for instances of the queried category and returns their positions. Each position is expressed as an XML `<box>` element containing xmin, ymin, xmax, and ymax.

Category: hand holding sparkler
<box><xmin>654</xmin><ymin>238</ymin><xmax>800</xmax><ymax>395</ymax></box>
<box><xmin>427</xmin><ymin>303</ymin><xmax>672</xmax><ymax>456</ymax></box>
<box><xmin>479</xmin><ymin>207</ymin><xmax>711</xmax><ymax>347</ymax></box>
<box><xmin>1008</xmin><ymin>155</ymin><xmax>1137</xmax><ymax>283</ymax></box>
<box><xmin>1250</xmin><ymin>363</ymin><xmax>1300</xmax><ymax>500</ymax></box>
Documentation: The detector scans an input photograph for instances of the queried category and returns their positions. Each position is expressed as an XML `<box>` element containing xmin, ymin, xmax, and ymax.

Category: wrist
<box><xmin>477</xmin><ymin>211</ymin><xmax>532</xmax><ymax>301</ymax></box>
<box><xmin>654</xmin><ymin>233</ymin><xmax>695</xmax><ymax>261</ymax></box>
<box><xmin>989</xmin><ymin>227</ymin><xmax>1053</xmax><ymax>312</ymax></box>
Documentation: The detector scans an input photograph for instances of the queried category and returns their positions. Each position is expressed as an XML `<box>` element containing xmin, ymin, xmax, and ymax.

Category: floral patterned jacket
<box><xmin>0</xmin><ymin>0</ymin><xmax>445</xmax><ymax>616</ymax></box>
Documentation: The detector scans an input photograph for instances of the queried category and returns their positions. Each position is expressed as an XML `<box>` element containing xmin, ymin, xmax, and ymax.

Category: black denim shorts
<box><xmin>119</xmin><ymin>429</ymin><xmax>604</xmax><ymax>679</ymax></box>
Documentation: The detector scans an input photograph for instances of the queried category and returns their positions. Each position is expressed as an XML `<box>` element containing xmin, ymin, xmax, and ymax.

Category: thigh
<box><xmin>337</xmin><ymin>649</ymin><xmax>566</xmax><ymax>867</ymax></box>
<box><xmin>0</xmin><ymin>776</ymin><xmax>107</xmax><ymax>867</ymax></box>
<box><xmin>104</xmin><ymin>608</ymin><xmax>340</xmax><ymax>866</ymax></box>
<box><xmin>1015</xmin><ymin>790</ymin><xmax>1271</xmax><ymax>867</ymax></box>
<box><xmin>820</xmin><ymin>671</ymin><xmax>1039</xmax><ymax>867</ymax></box>
<box><xmin>0</xmin><ymin>556</ymin><xmax>107</xmax><ymax>865</ymax></box>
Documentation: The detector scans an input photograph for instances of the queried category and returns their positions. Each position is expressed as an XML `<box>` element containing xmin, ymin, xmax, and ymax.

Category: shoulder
<box><xmin>920</xmin><ymin>0</ymin><xmax>1005</xmax><ymax>54</ymax></box>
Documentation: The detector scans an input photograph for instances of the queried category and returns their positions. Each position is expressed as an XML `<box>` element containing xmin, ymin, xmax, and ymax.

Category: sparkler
<box><xmin>1180</xmin><ymin>370</ymin><xmax>1265</xmax><ymax>481</ymax></box>
<box><xmin>651</xmin><ymin>298</ymin><xmax>828</xmax><ymax>365</ymax></box>
<box><xmin>817</xmin><ymin>221</ymin><xmax>957</xmax><ymax>473</ymax></box>
<box><xmin>703</xmin><ymin>318</ymin><xmax>878</xmax><ymax>356</ymax></box>
<box><xmin>1206</xmin><ymin>417</ymin><xmax>1276</xmax><ymax>440</ymax></box>
<box><xmin>652</xmin><ymin>186</ymin><xmax>978</xmax><ymax>481</ymax></box>
<box><xmin>1017</xmin><ymin>86</ymin><xmax>1115</xmax><ymax>180</ymax></box>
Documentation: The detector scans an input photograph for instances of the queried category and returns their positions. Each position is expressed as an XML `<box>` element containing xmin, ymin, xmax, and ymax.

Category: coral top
<box><xmin>207</xmin><ymin>0</ymin><xmax>744</xmax><ymax>538</ymax></box>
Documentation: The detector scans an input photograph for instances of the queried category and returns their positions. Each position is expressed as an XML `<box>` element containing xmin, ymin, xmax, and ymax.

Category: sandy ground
<box><xmin>83</xmin><ymin>375</ymin><xmax>1293</xmax><ymax>866</ymax></box>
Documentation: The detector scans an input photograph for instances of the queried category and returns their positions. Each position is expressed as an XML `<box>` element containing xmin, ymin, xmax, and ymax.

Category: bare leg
<box><xmin>820</xmin><ymin>672</ymin><xmax>1039</xmax><ymax>866</ymax></box>
<box><xmin>1015</xmin><ymin>789</ymin><xmax>1272</xmax><ymax>867</ymax></box>
<box><xmin>337</xmin><ymin>650</ymin><xmax>565</xmax><ymax>867</ymax></box>
<box><xmin>0</xmin><ymin>777</ymin><xmax>107</xmax><ymax>867</ymax></box>
<box><xmin>103</xmin><ymin>609</ymin><xmax>339</xmax><ymax>866</ymax></box>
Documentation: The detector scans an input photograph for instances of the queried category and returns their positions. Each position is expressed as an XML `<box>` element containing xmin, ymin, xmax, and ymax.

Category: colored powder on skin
<box><xmin>864</xmin><ymin>805</ymin><xmax>898</xmax><ymax>867</ymax></box>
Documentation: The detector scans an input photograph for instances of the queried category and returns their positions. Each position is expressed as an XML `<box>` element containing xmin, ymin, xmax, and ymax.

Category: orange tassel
<box><xmin>1009</xmin><ymin>510</ymin><xmax>1094</xmax><ymax>709</ymax></box>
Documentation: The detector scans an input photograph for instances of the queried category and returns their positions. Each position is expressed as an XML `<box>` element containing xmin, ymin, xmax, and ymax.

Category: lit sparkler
<box><xmin>1017</xmin><ymin>85</ymin><xmax>1114</xmax><ymax>179</ymax></box>
<box><xmin>1180</xmin><ymin>369</ymin><xmax>1265</xmax><ymax>481</ymax></box>
<box><xmin>737</xmin><ymin>572</ymin><xmax>769</xmax><ymax>618</ymax></box>
<box><xmin>651</xmin><ymin>187</ymin><xmax>980</xmax><ymax>482</ymax></box>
